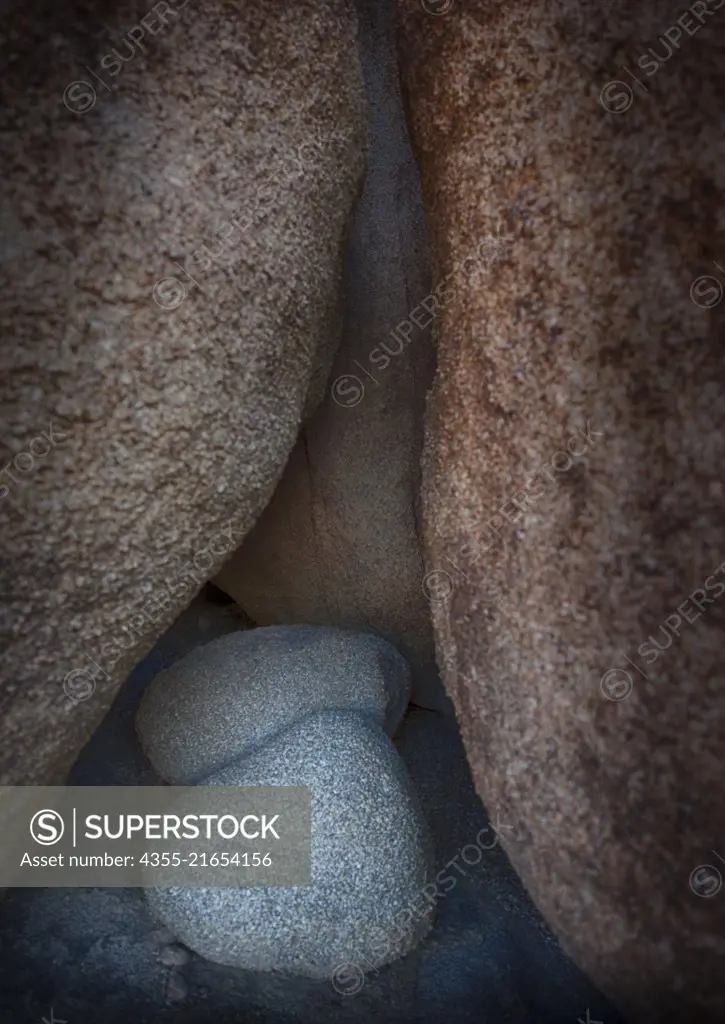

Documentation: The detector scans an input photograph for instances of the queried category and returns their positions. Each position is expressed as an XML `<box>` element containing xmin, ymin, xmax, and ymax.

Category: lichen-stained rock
<box><xmin>397</xmin><ymin>0</ymin><xmax>725</xmax><ymax>1020</ymax></box>
<box><xmin>213</xmin><ymin>0</ymin><xmax>446</xmax><ymax>713</ymax></box>
<box><xmin>0</xmin><ymin>0</ymin><xmax>366</xmax><ymax>785</ymax></box>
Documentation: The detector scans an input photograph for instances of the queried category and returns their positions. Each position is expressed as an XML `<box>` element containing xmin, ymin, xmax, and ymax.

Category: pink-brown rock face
<box><xmin>0</xmin><ymin>0</ymin><xmax>365</xmax><ymax>785</ymax></box>
<box><xmin>214</xmin><ymin>0</ymin><xmax>446</xmax><ymax>712</ymax></box>
<box><xmin>398</xmin><ymin>0</ymin><xmax>725</xmax><ymax>1019</ymax></box>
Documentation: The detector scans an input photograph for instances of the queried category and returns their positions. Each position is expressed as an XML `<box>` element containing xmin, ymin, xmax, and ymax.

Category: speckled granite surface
<box><xmin>0</xmin><ymin>591</ymin><xmax>625</xmax><ymax>1024</ymax></box>
<box><xmin>0</xmin><ymin>0</ymin><xmax>365</xmax><ymax>787</ymax></box>
<box><xmin>397</xmin><ymin>0</ymin><xmax>725</xmax><ymax>1019</ymax></box>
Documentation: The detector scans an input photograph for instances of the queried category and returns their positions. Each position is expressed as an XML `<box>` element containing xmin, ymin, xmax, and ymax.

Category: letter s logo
<box><xmin>30</xmin><ymin>809</ymin><xmax>65</xmax><ymax>845</ymax></box>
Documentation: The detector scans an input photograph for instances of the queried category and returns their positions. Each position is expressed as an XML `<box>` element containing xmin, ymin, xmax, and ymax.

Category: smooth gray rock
<box><xmin>145</xmin><ymin>711</ymin><xmax>434</xmax><ymax>978</ymax></box>
<box><xmin>136</xmin><ymin>626</ymin><xmax>411</xmax><ymax>784</ymax></box>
